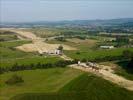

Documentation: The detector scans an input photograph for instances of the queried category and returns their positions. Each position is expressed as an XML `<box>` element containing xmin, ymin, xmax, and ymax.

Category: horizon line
<box><xmin>1</xmin><ymin>17</ymin><xmax>133</xmax><ymax>24</ymax></box>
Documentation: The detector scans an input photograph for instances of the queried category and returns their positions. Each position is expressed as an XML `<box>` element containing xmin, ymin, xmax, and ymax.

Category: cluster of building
<box><xmin>38</xmin><ymin>49</ymin><xmax>62</xmax><ymax>55</ymax></box>
<box><xmin>100</xmin><ymin>46</ymin><xmax>114</xmax><ymax>49</ymax></box>
<box><xmin>78</xmin><ymin>61</ymin><xmax>100</xmax><ymax>71</ymax></box>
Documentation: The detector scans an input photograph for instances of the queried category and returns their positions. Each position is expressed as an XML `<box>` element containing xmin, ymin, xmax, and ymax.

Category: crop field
<box><xmin>0</xmin><ymin>68</ymin><xmax>83</xmax><ymax>100</ymax></box>
<box><xmin>10</xmin><ymin>73</ymin><xmax>133</xmax><ymax>100</ymax></box>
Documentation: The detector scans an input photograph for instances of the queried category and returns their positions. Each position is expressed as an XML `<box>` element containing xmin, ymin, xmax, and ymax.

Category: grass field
<box><xmin>64</xmin><ymin>48</ymin><xmax>133</xmax><ymax>60</ymax></box>
<box><xmin>0</xmin><ymin>68</ymin><xmax>83</xmax><ymax>100</ymax></box>
<box><xmin>0</xmin><ymin>30</ymin><xmax>18</xmax><ymax>41</ymax></box>
<box><xmin>0</xmin><ymin>40</ymin><xmax>62</xmax><ymax>68</ymax></box>
<box><xmin>0</xmin><ymin>40</ymin><xmax>33</xmax><ymax>59</ymax></box>
<box><xmin>47</xmin><ymin>38</ymin><xmax>133</xmax><ymax>60</ymax></box>
<box><xmin>0</xmin><ymin>34</ymin><xmax>18</xmax><ymax>41</ymax></box>
<box><xmin>11</xmin><ymin>73</ymin><xmax>133</xmax><ymax>100</ymax></box>
<box><xmin>0</xmin><ymin>56</ymin><xmax>62</xmax><ymax>68</ymax></box>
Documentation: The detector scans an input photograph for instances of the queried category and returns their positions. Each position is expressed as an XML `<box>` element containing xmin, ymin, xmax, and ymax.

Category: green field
<box><xmin>0</xmin><ymin>40</ymin><xmax>63</xmax><ymax>68</ymax></box>
<box><xmin>0</xmin><ymin>34</ymin><xmax>18</xmax><ymax>41</ymax></box>
<box><xmin>1</xmin><ymin>28</ymin><xmax>133</xmax><ymax>100</ymax></box>
<box><xmin>0</xmin><ymin>68</ymin><xmax>83</xmax><ymax>100</ymax></box>
<box><xmin>0</xmin><ymin>56</ymin><xmax>62</xmax><ymax>68</ymax></box>
<box><xmin>64</xmin><ymin>48</ymin><xmax>133</xmax><ymax>60</ymax></box>
<box><xmin>47</xmin><ymin>38</ymin><xmax>133</xmax><ymax>60</ymax></box>
<box><xmin>0</xmin><ymin>30</ymin><xmax>18</xmax><ymax>41</ymax></box>
<box><xmin>10</xmin><ymin>73</ymin><xmax>133</xmax><ymax>100</ymax></box>
<box><xmin>0</xmin><ymin>40</ymin><xmax>33</xmax><ymax>59</ymax></box>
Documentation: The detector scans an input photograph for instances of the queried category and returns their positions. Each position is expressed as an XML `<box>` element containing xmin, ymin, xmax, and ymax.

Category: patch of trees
<box><xmin>61</xmin><ymin>31</ymin><xmax>99</xmax><ymax>38</ymax></box>
<box><xmin>61</xmin><ymin>31</ymin><xmax>82</xmax><ymax>37</ymax></box>
<box><xmin>55</xmin><ymin>37</ymin><xmax>66</xmax><ymax>42</ymax></box>
<box><xmin>80</xmin><ymin>55</ymin><xmax>125</xmax><ymax>63</ymax></box>
<box><xmin>127</xmin><ymin>57</ymin><xmax>133</xmax><ymax>73</ymax></box>
<box><xmin>0</xmin><ymin>60</ymin><xmax>75</xmax><ymax>74</ymax></box>
<box><xmin>5</xmin><ymin>74</ymin><xmax>24</xmax><ymax>85</ymax></box>
<box><xmin>112</xmin><ymin>36</ymin><xmax>130</xmax><ymax>47</ymax></box>
<box><xmin>122</xmin><ymin>50</ymin><xmax>133</xmax><ymax>59</ymax></box>
<box><xmin>0</xmin><ymin>34</ymin><xmax>18</xmax><ymax>41</ymax></box>
<box><xmin>115</xmin><ymin>36</ymin><xmax>129</xmax><ymax>43</ymax></box>
<box><xmin>105</xmin><ymin>27</ymin><xmax>133</xmax><ymax>33</ymax></box>
<box><xmin>0</xmin><ymin>31</ymin><xmax>16</xmax><ymax>35</ymax></box>
<box><xmin>75</xmin><ymin>36</ymin><xmax>86</xmax><ymax>40</ymax></box>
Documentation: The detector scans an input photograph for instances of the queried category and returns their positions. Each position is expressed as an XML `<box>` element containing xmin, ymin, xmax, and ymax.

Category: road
<box><xmin>70</xmin><ymin>63</ymin><xmax>133</xmax><ymax>91</ymax></box>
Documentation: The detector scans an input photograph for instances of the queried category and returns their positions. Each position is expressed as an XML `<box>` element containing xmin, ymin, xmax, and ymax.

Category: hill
<box><xmin>11</xmin><ymin>73</ymin><xmax>133</xmax><ymax>100</ymax></box>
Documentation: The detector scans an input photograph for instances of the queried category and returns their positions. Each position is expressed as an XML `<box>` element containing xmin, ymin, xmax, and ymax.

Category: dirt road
<box><xmin>70</xmin><ymin>64</ymin><xmax>133</xmax><ymax>91</ymax></box>
<box><xmin>1</xmin><ymin>28</ymin><xmax>76</xmax><ymax>53</ymax></box>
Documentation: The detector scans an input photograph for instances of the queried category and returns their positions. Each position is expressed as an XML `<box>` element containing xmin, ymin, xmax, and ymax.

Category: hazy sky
<box><xmin>0</xmin><ymin>0</ymin><xmax>133</xmax><ymax>22</ymax></box>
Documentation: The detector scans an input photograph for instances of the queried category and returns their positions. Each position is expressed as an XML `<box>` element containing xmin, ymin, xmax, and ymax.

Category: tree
<box><xmin>55</xmin><ymin>37</ymin><xmax>66</xmax><ymax>42</ymax></box>
<box><xmin>5</xmin><ymin>74</ymin><xmax>24</xmax><ymax>85</ymax></box>
<box><xmin>127</xmin><ymin>58</ymin><xmax>133</xmax><ymax>73</ymax></box>
<box><xmin>122</xmin><ymin>50</ymin><xmax>133</xmax><ymax>59</ymax></box>
<box><xmin>115</xmin><ymin>36</ymin><xmax>129</xmax><ymax>47</ymax></box>
<box><xmin>58</xmin><ymin>45</ymin><xmax>63</xmax><ymax>52</ymax></box>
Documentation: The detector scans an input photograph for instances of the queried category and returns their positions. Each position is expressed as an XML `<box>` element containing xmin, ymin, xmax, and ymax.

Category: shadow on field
<box><xmin>116</xmin><ymin>60</ymin><xmax>133</xmax><ymax>74</ymax></box>
<box><xmin>11</xmin><ymin>74</ymin><xmax>133</xmax><ymax>100</ymax></box>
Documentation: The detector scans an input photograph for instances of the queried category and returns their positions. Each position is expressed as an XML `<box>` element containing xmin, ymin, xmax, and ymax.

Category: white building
<box><xmin>55</xmin><ymin>49</ymin><xmax>61</xmax><ymax>55</ymax></box>
<box><xmin>100</xmin><ymin>46</ymin><xmax>114</xmax><ymax>49</ymax></box>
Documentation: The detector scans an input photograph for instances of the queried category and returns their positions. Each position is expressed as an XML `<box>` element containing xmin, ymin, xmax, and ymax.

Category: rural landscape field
<box><xmin>0</xmin><ymin>0</ymin><xmax>133</xmax><ymax>100</ymax></box>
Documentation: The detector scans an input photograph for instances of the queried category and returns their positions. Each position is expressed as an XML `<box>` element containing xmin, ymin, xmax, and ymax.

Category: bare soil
<box><xmin>70</xmin><ymin>63</ymin><xmax>133</xmax><ymax>91</ymax></box>
<box><xmin>1</xmin><ymin>28</ymin><xmax>76</xmax><ymax>53</ymax></box>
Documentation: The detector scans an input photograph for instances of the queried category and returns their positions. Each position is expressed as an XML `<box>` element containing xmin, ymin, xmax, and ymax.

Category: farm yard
<box><xmin>0</xmin><ymin>27</ymin><xmax>133</xmax><ymax>100</ymax></box>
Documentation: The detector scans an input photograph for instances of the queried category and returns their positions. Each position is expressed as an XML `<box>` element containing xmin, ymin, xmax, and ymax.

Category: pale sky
<box><xmin>0</xmin><ymin>0</ymin><xmax>133</xmax><ymax>22</ymax></box>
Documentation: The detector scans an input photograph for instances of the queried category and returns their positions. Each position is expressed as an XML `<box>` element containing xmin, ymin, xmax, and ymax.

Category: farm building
<box><xmin>100</xmin><ymin>46</ymin><xmax>114</xmax><ymax>49</ymax></box>
<box><xmin>38</xmin><ymin>49</ymin><xmax>62</xmax><ymax>55</ymax></box>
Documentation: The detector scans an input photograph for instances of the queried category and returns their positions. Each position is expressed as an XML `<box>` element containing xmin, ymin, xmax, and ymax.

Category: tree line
<box><xmin>0</xmin><ymin>60</ymin><xmax>76</xmax><ymax>74</ymax></box>
<box><xmin>0</xmin><ymin>50</ymin><xmax>132</xmax><ymax>74</ymax></box>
